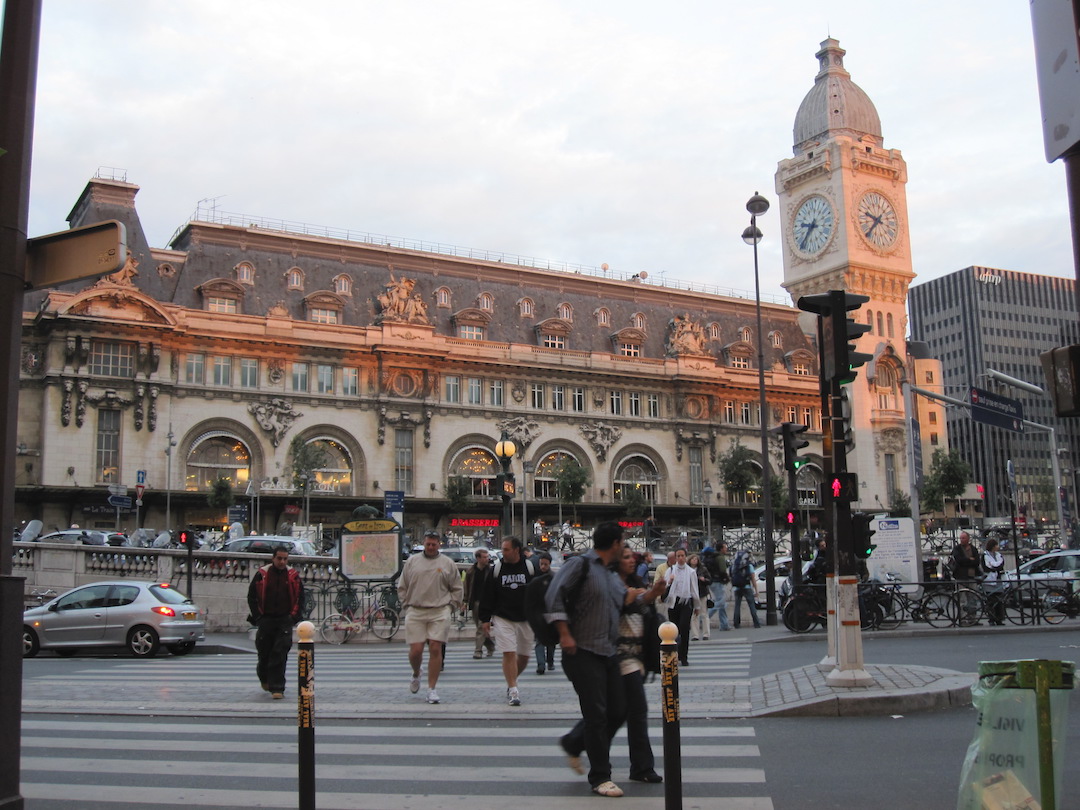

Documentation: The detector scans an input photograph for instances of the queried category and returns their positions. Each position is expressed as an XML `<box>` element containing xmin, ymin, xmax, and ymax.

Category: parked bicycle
<box><xmin>319</xmin><ymin>584</ymin><xmax>400</xmax><ymax>643</ymax></box>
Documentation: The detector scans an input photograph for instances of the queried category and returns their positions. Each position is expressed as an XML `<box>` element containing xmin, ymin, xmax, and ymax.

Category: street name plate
<box><xmin>25</xmin><ymin>220</ymin><xmax>127</xmax><ymax>290</ymax></box>
<box><xmin>970</xmin><ymin>387</ymin><xmax>1024</xmax><ymax>432</ymax></box>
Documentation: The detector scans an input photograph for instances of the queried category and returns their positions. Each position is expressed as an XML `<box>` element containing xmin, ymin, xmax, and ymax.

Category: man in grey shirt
<box><xmin>546</xmin><ymin>521</ymin><xmax>645</xmax><ymax>798</ymax></box>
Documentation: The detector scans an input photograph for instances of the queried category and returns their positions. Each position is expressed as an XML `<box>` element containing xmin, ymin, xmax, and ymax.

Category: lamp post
<box><xmin>495</xmin><ymin>430</ymin><xmax>517</xmax><ymax>539</ymax></box>
<box><xmin>299</xmin><ymin>473</ymin><xmax>311</xmax><ymax>530</ymax></box>
<box><xmin>703</xmin><ymin>480</ymin><xmax>713</xmax><ymax>545</ymax></box>
<box><xmin>742</xmin><ymin>191</ymin><xmax>777</xmax><ymax>626</ymax></box>
<box><xmin>164</xmin><ymin>425</ymin><xmax>177</xmax><ymax>533</ymax></box>
<box><xmin>523</xmin><ymin>459</ymin><xmax>535</xmax><ymax>544</ymax></box>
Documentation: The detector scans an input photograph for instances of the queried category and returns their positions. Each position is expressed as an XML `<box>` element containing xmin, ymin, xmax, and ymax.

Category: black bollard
<box><xmin>297</xmin><ymin>621</ymin><xmax>316</xmax><ymax>810</ymax></box>
<box><xmin>659</xmin><ymin>620</ymin><xmax>682</xmax><ymax>810</ymax></box>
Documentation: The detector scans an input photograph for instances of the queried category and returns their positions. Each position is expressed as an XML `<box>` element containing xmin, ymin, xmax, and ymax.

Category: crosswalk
<box><xmin>21</xmin><ymin>714</ymin><xmax>774</xmax><ymax>809</ymax></box>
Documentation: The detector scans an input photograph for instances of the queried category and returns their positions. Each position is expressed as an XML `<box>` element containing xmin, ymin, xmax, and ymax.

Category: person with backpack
<box><xmin>703</xmin><ymin>544</ymin><xmax>732</xmax><ymax>632</ymax></box>
<box><xmin>479</xmin><ymin>535</ymin><xmax>536</xmax><ymax>706</ymax></box>
<box><xmin>729</xmin><ymin>549</ymin><xmax>762</xmax><ymax>629</ymax></box>
<box><xmin>532</xmin><ymin>552</ymin><xmax>557</xmax><ymax>673</ymax></box>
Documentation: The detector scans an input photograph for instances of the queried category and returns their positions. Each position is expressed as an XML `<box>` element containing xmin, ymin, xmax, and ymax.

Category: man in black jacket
<box><xmin>480</xmin><ymin>535</ymin><xmax>535</xmax><ymax>706</ymax></box>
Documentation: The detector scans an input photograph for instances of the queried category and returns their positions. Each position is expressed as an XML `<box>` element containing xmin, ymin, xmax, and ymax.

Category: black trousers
<box><xmin>255</xmin><ymin>615</ymin><xmax>294</xmax><ymax>692</ymax></box>
<box><xmin>668</xmin><ymin>599</ymin><xmax>693</xmax><ymax>664</ymax></box>
<box><xmin>561</xmin><ymin>650</ymin><xmax>626</xmax><ymax>787</ymax></box>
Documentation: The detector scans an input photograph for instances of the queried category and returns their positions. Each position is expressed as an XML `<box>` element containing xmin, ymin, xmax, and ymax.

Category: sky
<box><xmin>19</xmin><ymin>0</ymin><xmax>1073</xmax><ymax>302</ymax></box>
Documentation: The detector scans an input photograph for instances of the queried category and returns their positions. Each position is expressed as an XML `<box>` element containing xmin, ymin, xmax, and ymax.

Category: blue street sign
<box><xmin>384</xmin><ymin>490</ymin><xmax>405</xmax><ymax>513</ymax></box>
<box><xmin>970</xmin><ymin>387</ymin><xmax>1024</xmax><ymax>432</ymax></box>
<box><xmin>137</xmin><ymin>469</ymin><xmax>147</xmax><ymax>484</ymax></box>
<box><xmin>107</xmin><ymin>495</ymin><xmax>133</xmax><ymax>509</ymax></box>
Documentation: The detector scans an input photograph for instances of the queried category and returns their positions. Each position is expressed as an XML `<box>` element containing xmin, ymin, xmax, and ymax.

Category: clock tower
<box><xmin>775</xmin><ymin>38</ymin><xmax>916</xmax><ymax>512</ymax></box>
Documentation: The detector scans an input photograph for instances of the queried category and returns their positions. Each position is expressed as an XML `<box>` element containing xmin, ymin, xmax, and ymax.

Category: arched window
<box><xmin>533</xmin><ymin>450</ymin><xmax>579</xmax><ymax>499</ymax></box>
<box><xmin>304</xmin><ymin>438</ymin><xmax>353</xmax><ymax>495</ymax></box>
<box><xmin>708</xmin><ymin>322</ymin><xmax>720</xmax><ymax>340</ymax></box>
<box><xmin>519</xmin><ymin>298</ymin><xmax>534</xmax><ymax>317</ymax></box>
<box><xmin>875</xmin><ymin>361</ymin><xmax>900</xmax><ymax>410</ymax></box>
<box><xmin>596</xmin><ymin>308</ymin><xmax>610</xmax><ymax>327</ymax></box>
<box><xmin>770</xmin><ymin>331</ymin><xmax>783</xmax><ymax>348</ymax></box>
<box><xmin>886</xmin><ymin>312</ymin><xmax>894</xmax><ymax>338</ymax></box>
<box><xmin>185</xmin><ymin>434</ymin><xmax>251</xmax><ymax>492</ymax></box>
<box><xmin>631</xmin><ymin>312</ymin><xmax>646</xmax><ymax>330</ymax></box>
<box><xmin>866</xmin><ymin>309</ymin><xmax>875</xmax><ymax>333</ymax></box>
<box><xmin>436</xmin><ymin>287</ymin><xmax>452</xmax><ymax>308</ymax></box>
<box><xmin>557</xmin><ymin>302</ymin><xmax>573</xmax><ymax>321</ymax></box>
<box><xmin>334</xmin><ymin>274</ymin><xmax>353</xmax><ymax>296</ymax></box>
<box><xmin>613</xmin><ymin>456</ymin><xmax>659</xmax><ymax>503</ymax></box>
<box><xmin>478</xmin><ymin>292</ymin><xmax>494</xmax><ymax>311</ymax></box>
<box><xmin>876</xmin><ymin>312</ymin><xmax>884</xmax><ymax>336</ymax></box>
<box><xmin>235</xmin><ymin>262</ymin><xmax>255</xmax><ymax>285</ymax></box>
<box><xmin>450</xmin><ymin>446</ymin><xmax>498</xmax><ymax>498</ymax></box>
<box><xmin>738</xmin><ymin>326</ymin><xmax>753</xmax><ymax>343</ymax></box>
<box><xmin>287</xmin><ymin>268</ymin><xmax>304</xmax><ymax>290</ymax></box>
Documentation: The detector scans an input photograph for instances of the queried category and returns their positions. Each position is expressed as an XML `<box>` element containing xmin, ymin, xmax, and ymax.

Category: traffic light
<box><xmin>774</xmin><ymin>422</ymin><xmax>810</xmax><ymax>473</ymax></box>
<box><xmin>823</xmin><ymin>472</ymin><xmax>859</xmax><ymax>502</ymax></box>
<box><xmin>178</xmin><ymin>529</ymin><xmax>192</xmax><ymax>547</ymax></box>
<box><xmin>797</xmin><ymin>290</ymin><xmax>874</xmax><ymax>385</ymax></box>
<box><xmin>785</xmin><ymin>510</ymin><xmax>797</xmax><ymax>527</ymax></box>
<box><xmin>852</xmin><ymin>512</ymin><xmax>877</xmax><ymax>558</ymax></box>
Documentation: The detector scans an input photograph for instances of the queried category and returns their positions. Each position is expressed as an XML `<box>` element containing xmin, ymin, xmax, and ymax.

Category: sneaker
<box><xmin>507</xmin><ymin>687</ymin><xmax>521</xmax><ymax>706</ymax></box>
<box><xmin>427</xmin><ymin>688</ymin><xmax>440</xmax><ymax>704</ymax></box>
<box><xmin>536</xmin><ymin>666</ymin><xmax>545</xmax><ymax>675</ymax></box>
<box><xmin>473</xmin><ymin>652</ymin><xmax>483</xmax><ymax>659</ymax></box>
<box><xmin>485</xmin><ymin>649</ymin><xmax>494</xmax><ymax>657</ymax></box>
<box><xmin>409</xmin><ymin>674</ymin><xmax>420</xmax><ymax>694</ymax></box>
<box><xmin>271</xmin><ymin>692</ymin><xmax>284</xmax><ymax>700</ymax></box>
<box><xmin>629</xmin><ymin>771</ymin><xmax>663</xmax><ymax>783</ymax></box>
<box><xmin>591</xmin><ymin>781</ymin><xmax>624</xmax><ymax>797</ymax></box>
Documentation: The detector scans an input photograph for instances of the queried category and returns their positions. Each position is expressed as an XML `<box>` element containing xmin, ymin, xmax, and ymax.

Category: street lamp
<box><xmin>703</xmin><ymin>480</ymin><xmax>713</xmax><ymax>544</ymax></box>
<box><xmin>742</xmin><ymin>191</ymin><xmax>777</xmax><ymax>626</ymax></box>
<box><xmin>494</xmin><ymin>430</ymin><xmax>517</xmax><ymax>539</ymax></box>
<box><xmin>164</xmin><ymin>425</ymin><xmax>177</xmax><ymax>533</ymax></box>
<box><xmin>299</xmin><ymin>473</ymin><xmax>311</xmax><ymax>529</ymax></box>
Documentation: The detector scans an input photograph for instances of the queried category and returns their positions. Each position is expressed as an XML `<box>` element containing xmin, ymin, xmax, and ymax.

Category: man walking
<box><xmin>398</xmin><ymin>530</ymin><xmax>464</xmax><ymax>704</ymax></box>
<box><xmin>532</xmin><ymin>552</ymin><xmax>557</xmax><ymax>674</ymax></box>
<box><xmin>703</xmin><ymin>544</ymin><xmax>732</xmax><ymax>631</ymax></box>
<box><xmin>480</xmin><ymin>535</ymin><xmax>535</xmax><ymax>706</ymax></box>
<box><xmin>247</xmin><ymin>546</ymin><xmax>305</xmax><ymax>700</ymax></box>
<box><xmin>546</xmin><ymin>521</ymin><xmax>645</xmax><ymax>798</ymax></box>
<box><xmin>463</xmin><ymin>548</ymin><xmax>496</xmax><ymax>659</ymax></box>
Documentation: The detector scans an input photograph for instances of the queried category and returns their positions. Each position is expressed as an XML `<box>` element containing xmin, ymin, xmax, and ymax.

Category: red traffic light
<box><xmin>178</xmin><ymin>530</ymin><xmax>191</xmax><ymax>546</ymax></box>
<box><xmin>786</xmin><ymin>511</ymin><xmax>796</xmax><ymax>525</ymax></box>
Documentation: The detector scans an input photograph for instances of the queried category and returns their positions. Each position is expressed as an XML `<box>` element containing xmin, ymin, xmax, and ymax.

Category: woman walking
<box><xmin>688</xmin><ymin>554</ymin><xmax>711</xmax><ymax>640</ymax></box>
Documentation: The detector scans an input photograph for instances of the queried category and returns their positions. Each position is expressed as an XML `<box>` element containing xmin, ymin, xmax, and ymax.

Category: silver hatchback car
<box><xmin>23</xmin><ymin>580</ymin><xmax>206</xmax><ymax>658</ymax></box>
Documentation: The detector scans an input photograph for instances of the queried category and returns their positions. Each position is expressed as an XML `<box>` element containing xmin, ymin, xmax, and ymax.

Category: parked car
<box><xmin>1002</xmin><ymin>549</ymin><xmax>1080</xmax><ymax>589</ymax></box>
<box><xmin>35</xmin><ymin>530</ymin><xmax>108</xmax><ymax>546</ymax></box>
<box><xmin>752</xmin><ymin>555</ymin><xmax>801</xmax><ymax>609</ymax></box>
<box><xmin>220</xmin><ymin>536</ymin><xmax>319</xmax><ymax>556</ymax></box>
<box><xmin>23</xmin><ymin>580</ymin><xmax>206</xmax><ymax>658</ymax></box>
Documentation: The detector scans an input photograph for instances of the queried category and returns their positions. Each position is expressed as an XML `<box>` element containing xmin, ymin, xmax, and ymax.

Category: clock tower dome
<box><xmin>775</xmin><ymin>38</ymin><xmax>916</xmax><ymax>512</ymax></box>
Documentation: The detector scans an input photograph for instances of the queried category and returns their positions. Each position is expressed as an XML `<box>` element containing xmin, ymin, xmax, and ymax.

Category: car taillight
<box><xmin>152</xmin><ymin>606</ymin><xmax>176</xmax><ymax>617</ymax></box>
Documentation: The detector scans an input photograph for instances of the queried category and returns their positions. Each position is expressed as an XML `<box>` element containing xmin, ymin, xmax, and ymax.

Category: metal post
<box><xmin>659</xmin><ymin>621</ymin><xmax>682</xmax><ymax>809</ymax></box>
<box><xmin>165</xmin><ymin>426</ymin><xmax>176</xmax><ymax>532</ymax></box>
<box><xmin>296</xmin><ymin>621</ymin><xmax>316</xmax><ymax>810</ymax></box>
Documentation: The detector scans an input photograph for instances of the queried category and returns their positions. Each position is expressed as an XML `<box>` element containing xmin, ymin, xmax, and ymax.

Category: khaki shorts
<box><xmin>404</xmin><ymin>605</ymin><xmax>451</xmax><ymax>645</ymax></box>
<box><xmin>491</xmin><ymin>616</ymin><xmax>535</xmax><ymax>656</ymax></box>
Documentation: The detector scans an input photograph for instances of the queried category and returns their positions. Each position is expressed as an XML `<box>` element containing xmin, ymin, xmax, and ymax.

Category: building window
<box><xmin>802</xmin><ymin>407</ymin><xmax>813</xmax><ymax>426</ymax></box>
<box><xmin>771</xmin><ymin>331</ymin><xmax>783</xmax><ymax>348</ymax></box>
<box><xmin>240</xmin><ymin>357</ymin><xmax>259</xmax><ymax>389</ymax></box>
<box><xmin>459</xmin><ymin>325</ymin><xmax>485</xmax><ymax>340</ymax></box>
<box><xmin>572</xmin><ymin>387</ymin><xmax>586</xmax><ymax>413</ymax></box>
<box><xmin>534</xmin><ymin>451</ymin><xmax>576</xmax><ymax>499</ymax></box>
<box><xmin>867</xmin><ymin>310</ymin><xmax>875</xmax><ymax>333</ymax></box>
<box><xmin>552</xmin><ymin>385</ymin><xmax>565</xmax><ymax>411</ymax></box>
<box><xmin>792</xmin><ymin>362</ymin><xmax>810</xmax><ymax>376</ymax></box>
<box><xmin>287</xmin><ymin>268</ymin><xmax>304</xmax><ymax>290</ymax></box>
<box><xmin>467</xmin><ymin>377</ymin><xmax>482</xmax><ymax>405</ymax></box>
<box><xmin>877</xmin><ymin>312</ymin><xmax>884</xmax><ymax>335</ymax></box>
<box><xmin>557</xmin><ymin>302</ymin><xmax>573</xmax><ymax>321</ymax></box>
<box><xmin>542</xmin><ymin>334</ymin><xmax>566</xmax><ymax>349</ymax></box>
<box><xmin>709</xmin><ymin>322</ymin><xmax>720</xmax><ymax>340</ymax></box>
<box><xmin>291</xmin><ymin>363</ymin><xmax>309</xmax><ymax>392</ymax></box>
<box><xmin>436</xmin><ymin>287</ymin><xmax>452</xmax><ymax>308</ymax></box>
<box><xmin>185</xmin><ymin>435</ymin><xmax>251</xmax><ymax>492</ymax></box>
<box><xmin>631</xmin><ymin>312</ymin><xmax>646</xmax><ymax>330</ymax></box>
<box><xmin>185</xmin><ymin>353</ymin><xmax>205</xmax><ymax>385</ymax></box>
<box><xmin>731</xmin><ymin>356</ymin><xmax>750</xmax><ymax>369</ymax></box>
<box><xmin>787</xmin><ymin>405</ymin><xmax>798</xmax><ymax>422</ymax></box>
<box><xmin>478</xmin><ymin>292</ymin><xmax>494</xmax><ymax>311</ymax></box>
<box><xmin>925</xmin><ymin>371</ymin><xmax>935</xmax><ymax>384</ymax></box>
<box><xmin>531</xmin><ymin>384</ymin><xmax>545</xmax><ymax>409</ymax></box>
<box><xmin>451</xmin><ymin>447</ymin><xmax>498</xmax><ymax>498</ymax></box>
<box><xmin>96</xmin><ymin>409</ymin><xmax>121</xmax><ymax>484</ymax></box>
<box><xmin>884</xmin><ymin>453</ymin><xmax>896</xmax><ymax>495</ymax></box>
<box><xmin>740</xmin><ymin>402</ymin><xmax>753</xmax><ymax>425</ymax></box>
<box><xmin>235</xmin><ymin>263</ymin><xmax>255</xmax><ymax>285</ymax></box>
<box><xmin>689</xmin><ymin>446</ymin><xmax>703</xmax><ymax>504</ymax></box>
<box><xmin>489</xmin><ymin>379</ymin><xmax>504</xmax><ymax>406</ymax></box>
<box><xmin>395</xmin><ymin>429</ymin><xmax>414</xmax><ymax>494</ymax></box>
<box><xmin>929</xmin><ymin>411</ymin><xmax>938</xmax><ymax>424</ymax></box>
<box><xmin>89</xmin><ymin>341</ymin><xmax>135</xmax><ymax>377</ymax></box>
<box><xmin>445</xmin><ymin>376</ymin><xmax>461</xmax><ymax>404</ymax></box>
<box><xmin>629</xmin><ymin>392</ymin><xmax>641</xmax><ymax>417</ymax></box>
<box><xmin>930</xmin><ymin>432</ymin><xmax>940</xmax><ymax>446</ymax></box>
<box><xmin>647</xmin><ymin>394</ymin><xmax>660</xmax><ymax>419</ymax></box>
<box><xmin>519</xmin><ymin>298</ymin><xmax>534</xmax><ymax>317</ymax></box>
<box><xmin>212</xmin><ymin>356</ymin><xmax>232</xmax><ymax>387</ymax></box>
<box><xmin>721</xmin><ymin>401</ymin><xmax>734</xmax><ymax>423</ymax></box>
<box><xmin>207</xmin><ymin>296</ymin><xmax>238</xmax><ymax>314</ymax></box>
<box><xmin>887</xmin><ymin>312</ymin><xmax>895</xmax><ymax>338</ymax></box>
<box><xmin>619</xmin><ymin>342</ymin><xmax>641</xmax><ymax>357</ymax></box>
<box><xmin>610</xmin><ymin>390</ymin><xmax>623</xmax><ymax>415</ymax></box>
<box><xmin>613</xmin><ymin>456</ymin><xmax>659</xmax><ymax>504</ymax></box>
<box><xmin>342</xmin><ymin>367</ymin><xmax>359</xmax><ymax>397</ymax></box>
<box><xmin>316</xmin><ymin>364</ymin><xmax>334</xmax><ymax>394</ymax></box>
<box><xmin>334</xmin><ymin>274</ymin><xmax>352</xmax><ymax>296</ymax></box>
<box><xmin>309</xmin><ymin>308</ymin><xmax>339</xmax><ymax>324</ymax></box>
<box><xmin>304</xmin><ymin>438</ymin><xmax>353</xmax><ymax>495</ymax></box>
<box><xmin>596</xmin><ymin>308</ymin><xmax>610</xmax><ymax>327</ymax></box>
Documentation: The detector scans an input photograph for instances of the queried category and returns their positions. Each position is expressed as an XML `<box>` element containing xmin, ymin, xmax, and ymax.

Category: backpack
<box><xmin>730</xmin><ymin>551</ymin><xmax>751</xmax><ymax>588</ymax></box>
<box><xmin>525</xmin><ymin>558</ymin><xmax>589</xmax><ymax>648</ymax></box>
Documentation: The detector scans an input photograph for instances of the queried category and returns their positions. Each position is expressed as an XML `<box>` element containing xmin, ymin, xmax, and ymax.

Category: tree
<box><xmin>553</xmin><ymin>457</ymin><xmax>591</xmax><ymax>523</ymax></box>
<box><xmin>206</xmin><ymin>477</ymin><xmax>234</xmax><ymax>511</ymax></box>
<box><xmin>888</xmin><ymin>488</ymin><xmax>912</xmax><ymax>518</ymax></box>
<box><xmin>444</xmin><ymin>475</ymin><xmax>473</xmax><ymax>514</ymax></box>
<box><xmin>921</xmin><ymin>449</ymin><xmax>972</xmax><ymax>515</ymax></box>
<box><xmin>621</xmin><ymin>483</ymin><xmax>647</xmax><ymax>519</ymax></box>
<box><xmin>289</xmin><ymin>436</ymin><xmax>329</xmax><ymax>490</ymax></box>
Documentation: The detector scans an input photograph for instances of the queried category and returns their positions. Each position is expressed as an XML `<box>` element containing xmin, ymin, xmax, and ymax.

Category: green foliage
<box><xmin>888</xmin><ymin>489</ymin><xmax>912</xmax><ymax>518</ymax></box>
<box><xmin>718</xmin><ymin>438</ymin><xmax>757</xmax><ymax>494</ymax></box>
<box><xmin>289</xmin><ymin>435</ymin><xmax>329</xmax><ymax>489</ymax></box>
<box><xmin>621</xmin><ymin>483</ymin><xmax>647</xmax><ymax>519</ymax></box>
<box><xmin>444</xmin><ymin>475</ymin><xmax>474</xmax><ymax>513</ymax></box>
<box><xmin>207</xmin><ymin>477</ymin><xmax>235</xmax><ymax>510</ymax></box>
<box><xmin>921</xmin><ymin>449</ymin><xmax>972</xmax><ymax>514</ymax></box>
<box><xmin>553</xmin><ymin>458</ymin><xmax>591</xmax><ymax>519</ymax></box>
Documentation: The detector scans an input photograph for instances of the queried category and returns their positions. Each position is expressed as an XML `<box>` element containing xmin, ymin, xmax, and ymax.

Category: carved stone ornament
<box><xmin>267</xmin><ymin>359</ymin><xmax>285</xmax><ymax>385</ymax></box>
<box><xmin>80</xmin><ymin>385</ymin><xmax>135</xmax><ymax>429</ymax></box>
<box><xmin>511</xmin><ymin>381</ymin><xmax>526</xmax><ymax>403</ymax></box>
<box><xmin>874</xmin><ymin>427</ymin><xmax>907</xmax><ymax>456</ymax></box>
<box><xmin>21</xmin><ymin>345</ymin><xmax>42</xmax><ymax>375</ymax></box>
<box><xmin>377</xmin><ymin>407</ymin><xmax>433</xmax><ymax>447</ymax></box>
<box><xmin>496</xmin><ymin>416</ymin><xmax>541</xmax><ymax>450</ymax></box>
<box><xmin>579</xmin><ymin>421</ymin><xmax>622</xmax><ymax>462</ymax></box>
<box><xmin>666</xmin><ymin>313</ymin><xmax>707</xmax><ymax>356</ymax></box>
<box><xmin>248</xmin><ymin>398</ymin><xmax>303</xmax><ymax>447</ymax></box>
<box><xmin>375</xmin><ymin>271</ymin><xmax>430</xmax><ymax>325</ymax></box>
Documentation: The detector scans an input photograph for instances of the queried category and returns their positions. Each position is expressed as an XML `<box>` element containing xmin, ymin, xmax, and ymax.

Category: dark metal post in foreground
<box><xmin>659</xmin><ymin>620</ymin><xmax>682</xmax><ymax>810</ymax></box>
<box><xmin>297</xmin><ymin>621</ymin><xmax>316</xmax><ymax>810</ymax></box>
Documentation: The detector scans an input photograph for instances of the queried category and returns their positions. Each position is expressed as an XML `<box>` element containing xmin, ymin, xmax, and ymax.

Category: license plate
<box><xmin>182</xmin><ymin>612</ymin><xmax>196</xmax><ymax>620</ymax></box>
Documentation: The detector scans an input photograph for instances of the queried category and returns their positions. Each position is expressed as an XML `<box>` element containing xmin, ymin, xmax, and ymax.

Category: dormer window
<box><xmin>235</xmin><ymin>262</ymin><xmax>255</xmax><ymax>285</ymax></box>
<box><xmin>196</xmin><ymin>278</ymin><xmax>245</xmax><ymax>314</ymax></box>
<box><xmin>334</xmin><ymin>274</ymin><xmax>353</xmax><ymax>296</ymax></box>
<box><xmin>708</xmin><ymin>322</ymin><xmax>720</xmax><ymax>340</ymax></box>
<box><xmin>557</xmin><ymin>302</ymin><xmax>573</xmax><ymax>321</ymax></box>
<box><xmin>631</xmin><ymin>312</ymin><xmax>646</xmax><ymax>330</ymax></box>
<box><xmin>287</xmin><ymin>267</ymin><xmax>304</xmax><ymax>290</ymax></box>
<box><xmin>519</xmin><ymin>298</ymin><xmax>534</xmax><ymax>318</ymax></box>
<box><xmin>436</xmin><ymin>287</ymin><xmax>452</xmax><ymax>308</ymax></box>
<box><xmin>596</xmin><ymin>308</ymin><xmax>610</xmax><ymax>327</ymax></box>
<box><xmin>738</xmin><ymin>326</ymin><xmax>753</xmax><ymax>344</ymax></box>
<box><xmin>770</xmin><ymin>331</ymin><xmax>783</xmax><ymax>348</ymax></box>
<box><xmin>478</xmin><ymin>292</ymin><xmax>494</xmax><ymax>311</ymax></box>
<box><xmin>304</xmin><ymin>291</ymin><xmax>345</xmax><ymax>325</ymax></box>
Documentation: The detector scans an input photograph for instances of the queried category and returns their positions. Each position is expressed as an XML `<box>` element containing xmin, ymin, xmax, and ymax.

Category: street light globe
<box><xmin>741</xmin><ymin>225</ymin><xmax>763</xmax><ymax>246</ymax></box>
<box><xmin>746</xmin><ymin>191</ymin><xmax>770</xmax><ymax>217</ymax></box>
<box><xmin>495</xmin><ymin>436</ymin><xmax>517</xmax><ymax>461</ymax></box>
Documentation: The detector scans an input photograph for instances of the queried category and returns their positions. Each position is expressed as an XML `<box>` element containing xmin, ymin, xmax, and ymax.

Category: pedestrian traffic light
<box><xmin>797</xmin><ymin>290</ymin><xmax>874</xmax><ymax>385</ymax></box>
<box><xmin>852</xmin><ymin>512</ymin><xmax>877</xmax><ymax>558</ymax></box>
<box><xmin>785</xmin><ymin>510</ymin><xmax>797</xmax><ymax>527</ymax></box>
<box><xmin>178</xmin><ymin>529</ymin><xmax>192</xmax><ymax>547</ymax></box>
<box><xmin>773</xmin><ymin>422</ymin><xmax>810</xmax><ymax>473</ymax></box>
<box><xmin>822</xmin><ymin>472</ymin><xmax>859</xmax><ymax>502</ymax></box>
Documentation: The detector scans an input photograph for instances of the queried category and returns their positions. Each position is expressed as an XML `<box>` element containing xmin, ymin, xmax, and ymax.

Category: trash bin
<box><xmin>923</xmin><ymin>555</ymin><xmax>940</xmax><ymax>582</ymax></box>
<box><xmin>957</xmin><ymin>659</ymin><xmax>1075</xmax><ymax>810</ymax></box>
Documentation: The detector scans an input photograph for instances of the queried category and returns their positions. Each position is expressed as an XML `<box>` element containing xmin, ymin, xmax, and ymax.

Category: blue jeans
<box><xmin>534</xmin><ymin>640</ymin><xmax>555</xmax><ymax>670</ymax></box>
<box><xmin>732</xmin><ymin>585</ymin><xmax>760</xmax><ymax>628</ymax></box>
<box><xmin>560</xmin><ymin>650</ymin><xmax>626</xmax><ymax>787</ymax></box>
<box><xmin>708</xmin><ymin>581</ymin><xmax>730</xmax><ymax>630</ymax></box>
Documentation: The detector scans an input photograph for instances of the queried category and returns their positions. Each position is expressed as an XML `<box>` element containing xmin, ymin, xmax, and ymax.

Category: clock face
<box><xmin>792</xmin><ymin>195</ymin><xmax>835</xmax><ymax>256</ymax></box>
<box><xmin>857</xmin><ymin>191</ymin><xmax>899</xmax><ymax>249</ymax></box>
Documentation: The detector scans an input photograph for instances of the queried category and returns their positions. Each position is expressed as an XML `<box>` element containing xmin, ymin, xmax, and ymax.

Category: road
<box><xmin>19</xmin><ymin>628</ymin><xmax>1080</xmax><ymax>809</ymax></box>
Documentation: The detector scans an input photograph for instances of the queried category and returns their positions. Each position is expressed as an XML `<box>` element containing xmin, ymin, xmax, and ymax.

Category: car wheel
<box><xmin>23</xmin><ymin>626</ymin><xmax>39</xmax><ymax>658</ymax></box>
<box><xmin>168</xmin><ymin>641</ymin><xmax>195</xmax><ymax>656</ymax></box>
<box><xmin>127</xmin><ymin>625</ymin><xmax>160</xmax><ymax>657</ymax></box>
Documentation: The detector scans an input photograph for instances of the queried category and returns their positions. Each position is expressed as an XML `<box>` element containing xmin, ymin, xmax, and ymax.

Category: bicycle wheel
<box><xmin>954</xmin><ymin>588</ymin><xmax>986</xmax><ymax>627</ymax></box>
<box><xmin>783</xmin><ymin>596</ymin><xmax>817</xmax><ymax>633</ymax></box>
<box><xmin>1003</xmin><ymin>585</ymin><xmax>1038</xmax><ymax>626</ymax></box>
<box><xmin>920</xmin><ymin>591</ymin><xmax>956</xmax><ymax>627</ymax></box>
<box><xmin>876</xmin><ymin>592</ymin><xmax>905</xmax><ymax>630</ymax></box>
<box><xmin>1039</xmin><ymin>587</ymin><xmax>1072</xmax><ymax>625</ymax></box>
<box><xmin>368</xmin><ymin>606</ymin><xmax>400</xmax><ymax>640</ymax></box>
<box><xmin>320</xmin><ymin>613</ymin><xmax>355</xmax><ymax>644</ymax></box>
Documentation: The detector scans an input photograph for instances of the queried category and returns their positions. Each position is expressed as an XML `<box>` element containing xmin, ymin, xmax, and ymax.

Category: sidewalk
<box><xmin>190</xmin><ymin>620</ymin><xmax>1031</xmax><ymax>719</ymax></box>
